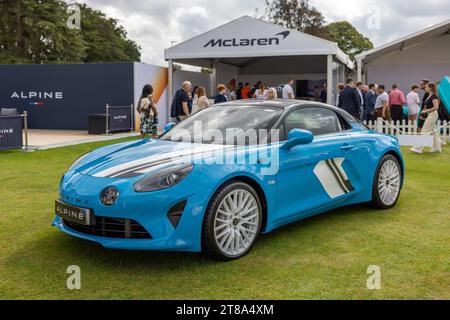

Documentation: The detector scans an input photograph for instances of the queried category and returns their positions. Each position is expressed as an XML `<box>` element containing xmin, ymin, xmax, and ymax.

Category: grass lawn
<box><xmin>0</xmin><ymin>138</ymin><xmax>449</xmax><ymax>300</ymax></box>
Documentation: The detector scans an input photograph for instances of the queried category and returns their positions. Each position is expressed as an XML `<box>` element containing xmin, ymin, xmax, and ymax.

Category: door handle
<box><xmin>341</xmin><ymin>144</ymin><xmax>354</xmax><ymax>151</ymax></box>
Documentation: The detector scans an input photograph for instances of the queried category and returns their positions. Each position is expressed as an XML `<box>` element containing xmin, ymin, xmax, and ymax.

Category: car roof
<box><xmin>215</xmin><ymin>99</ymin><xmax>357</xmax><ymax>123</ymax></box>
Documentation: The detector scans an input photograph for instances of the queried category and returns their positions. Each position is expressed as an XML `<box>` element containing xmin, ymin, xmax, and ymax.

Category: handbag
<box><xmin>420</xmin><ymin>111</ymin><xmax>428</xmax><ymax>120</ymax></box>
<box><xmin>139</xmin><ymin>98</ymin><xmax>150</xmax><ymax>113</ymax></box>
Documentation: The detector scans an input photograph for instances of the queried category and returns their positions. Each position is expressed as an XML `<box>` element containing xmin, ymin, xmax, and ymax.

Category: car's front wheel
<box><xmin>202</xmin><ymin>181</ymin><xmax>262</xmax><ymax>260</ymax></box>
<box><xmin>370</xmin><ymin>154</ymin><xmax>402</xmax><ymax>209</ymax></box>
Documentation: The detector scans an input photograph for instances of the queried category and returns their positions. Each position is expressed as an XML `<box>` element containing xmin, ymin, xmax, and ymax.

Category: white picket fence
<box><xmin>363</xmin><ymin>119</ymin><xmax>450</xmax><ymax>142</ymax></box>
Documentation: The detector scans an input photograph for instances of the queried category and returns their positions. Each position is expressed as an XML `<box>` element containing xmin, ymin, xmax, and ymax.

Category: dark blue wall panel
<box><xmin>0</xmin><ymin>63</ymin><xmax>134</xmax><ymax>130</ymax></box>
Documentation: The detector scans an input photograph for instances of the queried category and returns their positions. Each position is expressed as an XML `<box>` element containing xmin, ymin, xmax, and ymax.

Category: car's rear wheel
<box><xmin>370</xmin><ymin>154</ymin><xmax>402</xmax><ymax>209</ymax></box>
<box><xmin>202</xmin><ymin>181</ymin><xmax>262</xmax><ymax>260</ymax></box>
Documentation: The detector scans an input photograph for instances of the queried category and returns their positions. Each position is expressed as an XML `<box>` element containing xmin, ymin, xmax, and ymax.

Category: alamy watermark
<box><xmin>66</xmin><ymin>4</ymin><xmax>81</xmax><ymax>30</ymax></box>
<box><xmin>165</xmin><ymin>122</ymin><xmax>281</xmax><ymax>176</ymax></box>
<box><xmin>366</xmin><ymin>5</ymin><xmax>381</xmax><ymax>30</ymax></box>
<box><xmin>66</xmin><ymin>265</ymin><xmax>81</xmax><ymax>290</ymax></box>
<box><xmin>366</xmin><ymin>265</ymin><xmax>381</xmax><ymax>290</ymax></box>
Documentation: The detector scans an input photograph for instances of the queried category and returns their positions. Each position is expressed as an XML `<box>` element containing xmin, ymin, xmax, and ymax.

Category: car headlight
<box><xmin>133</xmin><ymin>164</ymin><xmax>193</xmax><ymax>192</ymax></box>
<box><xmin>68</xmin><ymin>153</ymin><xmax>89</xmax><ymax>171</ymax></box>
<box><xmin>100</xmin><ymin>187</ymin><xmax>119</xmax><ymax>206</ymax></box>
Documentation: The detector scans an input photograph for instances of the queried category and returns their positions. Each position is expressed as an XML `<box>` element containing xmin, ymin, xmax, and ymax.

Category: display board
<box><xmin>0</xmin><ymin>115</ymin><xmax>23</xmax><ymax>150</ymax></box>
<box><xmin>108</xmin><ymin>106</ymin><xmax>132</xmax><ymax>132</ymax></box>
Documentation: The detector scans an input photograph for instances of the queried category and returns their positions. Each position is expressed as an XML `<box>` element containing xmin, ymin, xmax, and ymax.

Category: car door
<box><xmin>275</xmin><ymin>106</ymin><xmax>359</xmax><ymax>224</ymax></box>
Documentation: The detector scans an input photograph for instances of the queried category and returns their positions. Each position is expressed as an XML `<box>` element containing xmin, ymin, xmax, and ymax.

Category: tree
<box><xmin>0</xmin><ymin>0</ymin><xmax>87</xmax><ymax>63</ymax></box>
<box><xmin>0</xmin><ymin>0</ymin><xmax>141</xmax><ymax>64</ymax></box>
<box><xmin>258</xmin><ymin>0</ymin><xmax>329</xmax><ymax>38</ymax></box>
<box><xmin>258</xmin><ymin>1</ymin><xmax>374</xmax><ymax>60</ymax></box>
<box><xmin>326</xmin><ymin>21</ymin><xmax>373</xmax><ymax>59</ymax></box>
<box><xmin>201</xmin><ymin>67</ymin><xmax>213</xmax><ymax>74</ymax></box>
<box><xmin>79</xmin><ymin>4</ymin><xmax>141</xmax><ymax>63</ymax></box>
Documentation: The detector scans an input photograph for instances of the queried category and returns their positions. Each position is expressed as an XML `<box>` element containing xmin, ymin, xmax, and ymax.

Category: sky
<box><xmin>76</xmin><ymin>0</ymin><xmax>450</xmax><ymax>66</ymax></box>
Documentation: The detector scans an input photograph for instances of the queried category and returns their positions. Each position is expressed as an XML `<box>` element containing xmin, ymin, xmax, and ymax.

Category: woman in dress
<box><xmin>137</xmin><ymin>84</ymin><xmax>158</xmax><ymax>139</ymax></box>
<box><xmin>411</xmin><ymin>83</ymin><xmax>442</xmax><ymax>154</ymax></box>
<box><xmin>253</xmin><ymin>83</ymin><xmax>268</xmax><ymax>100</ymax></box>
<box><xmin>196</xmin><ymin>87</ymin><xmax>210</xmax><ymax>111</ymax></box>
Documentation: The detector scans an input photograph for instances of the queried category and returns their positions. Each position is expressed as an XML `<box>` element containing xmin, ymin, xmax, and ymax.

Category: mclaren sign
<box><xmin>204</xmin><ymin>31</ymin><xmax>290</xmax><ymax>48</ymax></box>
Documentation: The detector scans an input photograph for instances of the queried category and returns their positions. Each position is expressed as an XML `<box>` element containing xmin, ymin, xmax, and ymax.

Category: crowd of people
<box><xmin>335</xmin><ymin>78</ymin><xmax>447</xmax><ymax>122</ymax></box>
<box><xmin>137</xmin><ymin>76</ymin><xmax>447</xmax><ymax>154</ymax></box>
<box><xmin>335</xmin><ymin>78</ymin><xmax>448</xmax><ymax>153</ymax></box>
<box><xmin>211</xmin><ymin>80</ymin><xmax>294</xmax><ymax>103</ymax></box>
<box><xmin>167</xmin><ymin>79</ymin><xmax>296</xmax><ymax>124</ymax></box>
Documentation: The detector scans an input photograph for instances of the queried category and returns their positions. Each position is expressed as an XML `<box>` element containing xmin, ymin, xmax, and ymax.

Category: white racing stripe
<box><xmin>313</xmin><ymin>158</ymin><xmax>354</xmax><ymax>199</ymax></box>
<box><xmin>93</xmin><ymin>144</ymin><xmax>228</xmax><ymax>178</ymax></box>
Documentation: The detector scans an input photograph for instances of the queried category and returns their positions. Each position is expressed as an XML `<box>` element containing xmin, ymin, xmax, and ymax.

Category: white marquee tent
<box><xmin>356</xmin><ymin>19</ymin><xmax>450</xmax><ymax>93</ymax></box>
<box><xmin>165</xmin><ymin>16</ymin><xmax>354</xmax><ymax>105</ymax></box>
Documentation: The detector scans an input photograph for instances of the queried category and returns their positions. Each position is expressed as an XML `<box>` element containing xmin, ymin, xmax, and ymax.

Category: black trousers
<box><xmin>350</xmin><ymin>112</ymin><xmax>361</xmax><ymax>120</ymax></box>
<box><xmin>363</xmin><ymin>111</ymin><xmax>375</xmax><ymax>122</ymax></box>
<box><xmin>390</xmin><ymin>105</ymin><xmax>404</xmax><ymax>123</ymax></box>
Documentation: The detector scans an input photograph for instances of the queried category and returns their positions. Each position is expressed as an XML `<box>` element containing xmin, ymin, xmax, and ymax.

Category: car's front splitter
<box><xmin>52</xmin><ymin>215</ymin><xmax>198</xmax><ymax>251</ymax></box>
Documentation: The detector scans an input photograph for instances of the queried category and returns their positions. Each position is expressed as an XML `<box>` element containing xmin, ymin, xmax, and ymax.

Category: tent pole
<box><xmin>211</xmin><ymin>59</ymin><xmax>218</xmax><ymax>98</ymax></box>
<box><xmin>364</xmin><ymin>64</ymin><xmax>368</xmax><ymax>84</ymax></box>
<box><xmin>168</xmin><ymin>59</ymin><xmax>173</xmax><ymax>117</ymax></box>
<box><xmin>327</xmin><ymin>55</ymin><xmax>333</xmax><ymax>105</ymax></box>
<box><xmin>357</xmin><ymin>59</ymin><xmax>363</xmax><ymax>82</ymax></box>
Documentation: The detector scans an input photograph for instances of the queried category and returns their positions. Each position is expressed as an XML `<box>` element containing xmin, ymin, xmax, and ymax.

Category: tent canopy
<box><xmin>165</xmin><ymin>16</ymin><xmax>354</xmax><ymax>106</ymax></box>
<box><xmin>165</xmin><ymin>15</ymin><xmax>354</xmax><ymax>69</ymax></box>
<box><xmin>356</xmin><ymin>19</ymin><xmax>450</xmax><ymax>64</ymax></box>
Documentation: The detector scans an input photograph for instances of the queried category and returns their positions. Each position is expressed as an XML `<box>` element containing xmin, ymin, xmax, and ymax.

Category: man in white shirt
<box><xmin>282</xmin><ymin>79</ymin><xmax>295</xmax><ymax>99</ymax></box>
<box><xmin>406</xmin><ymin>84</ymin><xmax>421</xmax><ymax>122</ymax></box>
<box><xmin>374</xmin><ymin>84</ymin><xmax>390</xmax><ymax>120</ymax></box>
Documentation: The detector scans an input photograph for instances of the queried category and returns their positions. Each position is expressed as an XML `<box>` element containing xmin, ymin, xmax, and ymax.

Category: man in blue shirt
<box><xmin>171</xmin><ymin>81</ymin><xmax>192</xmax><ymax>122</ymax></box>
<box><xmin>363</xmin><ymin>84</ymin><xmax>377</xmax><ymax>122</ymax></box>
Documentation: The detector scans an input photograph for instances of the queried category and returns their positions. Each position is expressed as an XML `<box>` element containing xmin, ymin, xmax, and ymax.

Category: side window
<box><xmin>337</xmin><ymin>113</ymin><xmax>353</xmax><ymax>131</ymax></box>
<box><xmin>284</xmin><ymin>107</ymin><xmax>342</xmax><ymax>137</ymax></box>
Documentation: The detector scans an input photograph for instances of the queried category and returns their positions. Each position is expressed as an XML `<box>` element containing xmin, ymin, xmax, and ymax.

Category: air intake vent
<box><xmin>63</xmin><ymin>217</ymin><xmax>152</xmax><ymax>239</ymax></box>
<box><xmin>167</xmin><ymin>201</ymin><xmax>187</xmax><ymax>228</ymax></box>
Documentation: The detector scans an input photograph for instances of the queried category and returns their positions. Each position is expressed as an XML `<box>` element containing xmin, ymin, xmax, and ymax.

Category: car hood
<box><xmin>76</xmin><ymin>139</ymin><xmax>230</xmax><ymax>178</ymax></box>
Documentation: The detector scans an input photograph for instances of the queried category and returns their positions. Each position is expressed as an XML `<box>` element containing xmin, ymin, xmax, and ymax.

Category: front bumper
<box><xmin>52</xmin><ymin>171</ymin><xmax>213</xmax><ymax>252</ymax></box>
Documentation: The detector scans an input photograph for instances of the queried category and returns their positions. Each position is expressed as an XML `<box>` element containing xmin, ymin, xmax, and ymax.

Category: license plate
<box><xmin>55</xmin><ymin>200</ymin><xmax>95</xmax><ymax>226</ymax></box>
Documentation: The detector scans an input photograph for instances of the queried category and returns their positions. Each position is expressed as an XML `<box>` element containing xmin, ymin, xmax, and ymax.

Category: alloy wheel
<box><xmin>213</xmin><ymin>189</ymin><xmax>260</xmax><ymax>257</ymax></box>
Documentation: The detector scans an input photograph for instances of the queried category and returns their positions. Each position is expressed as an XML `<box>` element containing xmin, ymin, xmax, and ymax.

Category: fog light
<box><xmin>100</xmin><ymin>187</ymin><xmax>119</xmax><ymax>206</ymax></box>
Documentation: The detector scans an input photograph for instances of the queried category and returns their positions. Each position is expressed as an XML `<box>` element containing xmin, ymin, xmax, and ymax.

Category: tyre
<box><xmin>370</xmin><ymin>154</ymin><xmax>402</xmax><ymax>209</ymax></box>
<box><xmin>202</xmin><ymin>181</ymin><xmax>262</xmax><ymax>260</ymax></box>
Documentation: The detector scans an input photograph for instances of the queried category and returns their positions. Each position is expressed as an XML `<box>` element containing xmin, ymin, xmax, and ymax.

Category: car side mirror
<box><xmin>281</xmin><ymin>129</ymin><xmax>314</xmax><ymax>150</ymax></box>
<box><xmin>164</xmin><ymin>122</ymin><xmax>176</xmax><ymax>133</ymax></box>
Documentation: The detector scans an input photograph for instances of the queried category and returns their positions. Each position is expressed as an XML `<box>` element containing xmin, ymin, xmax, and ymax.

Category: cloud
<box><xmin>76</xmin><ymin>0</ymin><xmax>449</xmax><ymax>65</ymax></box>
<box><xmin>311</xmin><ymin>0</ymin><xmax>450</xmax><ymax>45</ymax></box>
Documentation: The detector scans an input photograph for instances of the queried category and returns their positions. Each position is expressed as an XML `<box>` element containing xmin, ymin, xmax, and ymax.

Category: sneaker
<box><xmin>429</xmin><ymin>148</ymin><xmax>442</xmax><ymax>153</ymax></box>
<box><xmin>410</xmin><ymin>148</ymin><xmax>423</xmax><ymax>154</ymax></box>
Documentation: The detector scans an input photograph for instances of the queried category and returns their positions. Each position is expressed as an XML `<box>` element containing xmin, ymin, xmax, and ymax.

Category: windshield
<box><xmin>161</xmin><ymin>105</ymin><xmax>283</xmax><ymax>145</ymax></box>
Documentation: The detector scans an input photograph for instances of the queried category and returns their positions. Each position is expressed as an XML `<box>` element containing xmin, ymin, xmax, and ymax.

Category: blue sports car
<box><xmin>53</xmin><ymin>100</ymin><xmax>404</xmax><ymax>260</ymax></box>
